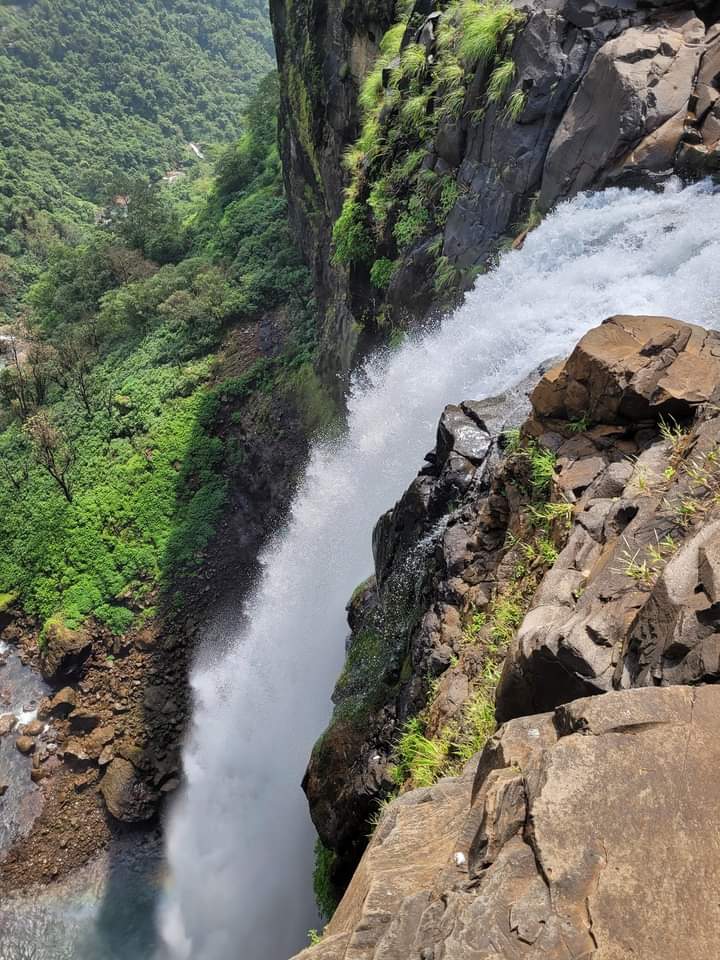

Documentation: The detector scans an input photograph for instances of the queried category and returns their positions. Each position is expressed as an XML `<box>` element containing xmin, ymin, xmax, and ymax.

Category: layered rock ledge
<box><xmin>295</xmin><ymin>685</ymin><xmax>720</xmax><ymax>959</ymax></box>
<box><xmin>301</xmin><ymin>314</ymin><xmax>720</xmax><ymax>955</ymax></box>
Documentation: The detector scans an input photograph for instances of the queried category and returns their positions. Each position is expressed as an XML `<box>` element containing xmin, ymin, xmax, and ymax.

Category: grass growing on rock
<box><xmin>331</xmin><ymin>0</ymin><xmax>526</xmax><ymax>288</ymax></box>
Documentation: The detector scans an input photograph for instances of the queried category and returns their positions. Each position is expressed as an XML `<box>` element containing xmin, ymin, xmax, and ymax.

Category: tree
<box><xmin>24</xmin><ymin>411</ymin><xmax>76</xmax><ymax>502</ymax></box>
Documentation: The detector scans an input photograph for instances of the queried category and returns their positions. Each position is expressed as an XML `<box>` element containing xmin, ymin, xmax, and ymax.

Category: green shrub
<box><xmin>370</xmin><ymin>258</ymin><xmax>397</xmax><ymax>289</ymax></box>
<box><xmin>393</xmin><ymin>195</ymin><xmax>430</xmax><ymax>251</ymax></box>
<box><xmin>313</xmin><ymin>839</ymin><xmax>340</xmax><ymax>922</ymax></box>
<box><xmin>332</xmin><ymin>199</ymin><xmax>374</xmax><ymax>266</ymax></box>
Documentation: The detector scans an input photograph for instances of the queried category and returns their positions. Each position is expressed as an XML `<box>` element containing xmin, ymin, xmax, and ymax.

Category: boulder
<box><xmin>100</xmin><ymin>757</ymin><xmax>157</xmax><ymax>822</ymax></box>
<box><xmin>19</xmin><ymin>718</ymin><xmax>44</xmax><ymax>737</ymax></box>
<box><xmin>47</xmin><ymin>686</ymin><xmax>77</xmax><ymax>719</ymax></box>
<box><xmin>15</xmin><ymin>736</ymin><xmax>35</xmax><ymax>755</ymax></box>
<box><xmin>294</xmin><ymin>687</ymin><xmax>720</xmax><ymax>960</ymax></box>
<box><xmin>540</xmin><ymin>14</ymin><xmax>705</xmax><ymax>206</ymax></box>
<box><xmin>531</xmin><ymin>315</ymin><xmax>720</xmax><ymax>423</ymax></box>
<box><xmin>0</xmin><ymin>713</ymin><xmax>17</xmax><ymax>737</ymax></box>
<box><xmin>40</xmin><ymin>621</ymin><xmax>92</xmax><ymax>682</ymax></box>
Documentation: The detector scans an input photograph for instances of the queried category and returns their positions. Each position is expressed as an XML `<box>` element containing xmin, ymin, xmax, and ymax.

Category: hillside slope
<box><xmin>0</xmin><ymin>0</ymin><xmax>274</xmax><ymax>312</ymax></box>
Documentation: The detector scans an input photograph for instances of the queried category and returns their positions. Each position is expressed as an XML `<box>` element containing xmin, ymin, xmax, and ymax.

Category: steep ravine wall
<box><xmin>271</xmin><ymin>0</ymin><xmax>720</xmax><ymax>382</ymax></box>
<box><xmin>295</xmin><ymin>315</ymin><xmax>720</xmax><ymax>957</ymax></box>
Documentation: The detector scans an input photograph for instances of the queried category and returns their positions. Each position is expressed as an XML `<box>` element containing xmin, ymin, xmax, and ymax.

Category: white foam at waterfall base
<box><xmin>159</xmin><ymin>180</ymin><xmax>720</xmax><ymax>960</ymax></box>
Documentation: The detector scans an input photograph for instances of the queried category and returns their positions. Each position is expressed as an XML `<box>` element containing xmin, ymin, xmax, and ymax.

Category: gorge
<box><xmin>159</xmin><ymin>179</ymin><xmax>720</xmax><ymax>960</ymax></box>
<box><xmin>1</xmin><ymin>0</ymin><xmax>720</xmax><ymax>958</ymax></box>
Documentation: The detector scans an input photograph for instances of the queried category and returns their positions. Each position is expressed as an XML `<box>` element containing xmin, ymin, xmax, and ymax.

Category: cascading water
<box><xmin>151</xmin><ymin>180</ymin><xmax>720</xmax><ymax>960</ymax></box>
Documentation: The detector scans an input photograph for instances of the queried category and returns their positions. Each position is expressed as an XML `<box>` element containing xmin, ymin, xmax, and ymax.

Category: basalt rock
<box><xmin>531</xmin><ymin>315</ymin><xmax>720</xmax><ymax>424</ymax></box>
<box><xmin>498</xmin><ymin>316</ymin><xmax>720</xmax><ymax>719</ymax></box>
<box><xmin>271</xmin><ymin>0</ymin><xmax>720</xmax><ymax>377</ymax></box>
<box><xmin>307</xmin><ymin>316</ymin><xmax>720</xmax><ymax>921</ymax></box>
<box><xmin>304</xmin><ymin>367</ymin><xmax>551</xmax><ymax>881</ymax></box>
<box><xmin>293</xmin><ymin>686</ymin><xmax>720</xmax><ymax>960</ymax></box>
<box><xmin>99</xmin><ymin>757</ymin><xmax>157</xmax><ymax>823</ymax></box>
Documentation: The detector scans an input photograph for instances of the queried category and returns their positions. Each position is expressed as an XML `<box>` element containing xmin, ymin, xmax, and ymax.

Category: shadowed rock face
<box><xmin>302</xmin><ymin>368</ymin><xmax>551</xmax><ymax>883</ymax></box>
<box><xmin>293</xmin><ymin>686</ymin><xmax>720</xmax><ymax>960</ymax></box>
<box><xmin>271</xmin><ymin>0</ymin><xmax>720</xmax><ymax>377</ymax></box>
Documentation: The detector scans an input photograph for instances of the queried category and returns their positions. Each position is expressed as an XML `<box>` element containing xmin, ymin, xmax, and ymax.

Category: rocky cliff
<box><xmin>296</xmin><ymin>314</ymin><xmax>720</xmax><ymax>956</ymax></box>
<box><xmin>270</xmin><ymin>0</ymin><xmax>720</xmax><ymax>381</ymax></box>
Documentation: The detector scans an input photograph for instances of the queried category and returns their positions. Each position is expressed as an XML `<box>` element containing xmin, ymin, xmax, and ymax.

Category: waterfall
<box><xmin>159</xmin><ymin>180</ymin><xmax>720</xmax><ymax>960</ymax></box>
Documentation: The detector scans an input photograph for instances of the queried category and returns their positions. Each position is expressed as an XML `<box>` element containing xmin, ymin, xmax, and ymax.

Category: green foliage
<box><xmin>332</xmin><ymin>200</ymin><xmax>374</xmax><ymax>266</ymax></box>
<box><xmin>487</xmin><ymin>59</ymin><xmax>516</xmax><ymax>102</ymax></box>
<box><xmin>392</xmin><ymin>717</ymin><xmax>451</xmax><ymax>788</ymax></box>
<box><xmin>0</xmin><ymin>0</ymin><xmax>274</xmax><ymax>313</ymax></box>
<box><xmin>370</xmin><ymin>258</ymin><xmax>397</xmax><ymax>290</ymax></box>
<box><xmin>503</xmin><ymin>88</ymin><xmax>527</xmax><ymax>123</ymax></box>
<box><xmin>528</xmin><ymin>444</ymin><xmax>557</xmax><ymax>495</ymax></box>
<box><xmin>313</xmin><ymin>839</ymin><xmax>340</xmax><ymax>923</ymax></box>
<box><xmin>393</xmin><ymin>196</ymin><xmax>431</xmax><ymax>251</ymax></box>
<box><xmin>0</xmin><ymin>75</ymin><xmax>316</xmax><ymax>637</ymax></box>
<box><xmin>332</xmin><ymin>0</ymin><xmax>526</xmax><ymax>298</ymax></box>
<box><xmin>567</xmin><ymin>413</ymin><xmax>591</xmax><ymax>433</ymax></box>
<box><xmin>459</xmin><ymin>1</ymin><xmax>520</xmax><ymax>66</ymax></box>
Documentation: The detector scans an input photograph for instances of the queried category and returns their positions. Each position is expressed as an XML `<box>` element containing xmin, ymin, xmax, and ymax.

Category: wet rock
<box><xmin>100</xmin><ymin>757</ymin><xmax>157</xmax><ymax>822</ymax></box>
<box><xmin>0</xmin><ymin>713</ymin><xmax>17</xmax><ymax>737</ymax></box>
<box><xmin>15</xmin><ymin>736</ymin><xmax>35</xmax><ymax>755</ymax></box>
<box><xmin>294</xmin><ymin>686</ymin><xmax>720</xmax><ymax>960</ymax></box>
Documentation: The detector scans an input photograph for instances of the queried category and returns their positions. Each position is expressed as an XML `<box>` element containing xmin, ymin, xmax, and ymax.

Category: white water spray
<box><xmin>159</xmin><ymin>181</ymin><xmax>720</xmax><ymax>960</ymax></box>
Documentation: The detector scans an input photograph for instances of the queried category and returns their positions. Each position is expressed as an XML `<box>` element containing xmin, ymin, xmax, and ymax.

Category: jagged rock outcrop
<box><xmin>305</xmin><ymin>314</ymin><xmax>720</xmax><ymax>927</ymax></box>
<box><xmin>303</xmin><ymin>368</ymin><xmax>551</xmax><ymax>880</ymax></box>
<box><xmin>293</xmin><ymin>685</ymin><xmax>720</xmax><ymax>960</ymax></box>
<box><xmin>498</xmin><ymin>315</ymin><xmax>720</xmax><ymax>719</ymax></box>
<box><xmin>271</xmin><ymin>0</ymin><xmax>720</xmax><ymax>377</ymax></box>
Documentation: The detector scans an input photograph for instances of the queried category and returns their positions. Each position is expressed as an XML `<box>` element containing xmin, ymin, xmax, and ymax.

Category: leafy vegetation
<box><xmin>0</xmin><ymin>0</ymin><xmax>274</xmax><ymax>313</ymax></box>
<box><xmin>313</xmin><ymin>839</ymin><xmax>340</xmax><ymax>922</ymax></box>
<box><xmin>0</xmin><ymin>74</ymin><xmax>321</xmax><ymax>637</ymax></box>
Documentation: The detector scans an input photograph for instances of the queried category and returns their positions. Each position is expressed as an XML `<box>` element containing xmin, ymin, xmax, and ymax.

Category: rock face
<box><xmin>540</xmin><ymin>13</ymin><xmax>705</xmax><ymax>204</ymax></box>
<box><xmin>271</xmin><ymin>0</ymin><xmax>720</xmax><ymax>378</ymax></box>
<box><xmin>99</xmin><ymin>757</ymin><xmax>156</xmax><ymax>822</ymax></box>
<box><xmin>531</xmin><ymin>315</ymin><xmax>720</xmax><ymax>424</ymax></box>
<box><xmin>304</xmin><ymin>316</ymin><xmax>720</xmax><ymax>948</ymax></box>
<box><xmin>293</xmin><ymin>686</ymin><xmax>720</xmax><ymax>960</ymax></box>
<box><xmin>498</xmin><ymin>315</ymin><xmax>720</xmax><ymax>719</ymax></box>
<box><xmin>303</xmin><ymin>368</ymin><xmax>550</xmax><ymax>880</ymax></box>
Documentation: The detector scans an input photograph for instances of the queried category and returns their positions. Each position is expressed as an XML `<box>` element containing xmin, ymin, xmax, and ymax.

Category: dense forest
<box><xmin>0</xmin><ymin>0</ymin><xmax>274</xmax><ymax>312</ymax></box>
<box><xmin>0</xmin><ymin>0</ymin><xmax>330</xmax><ymax>642</ymax></box>
<box><xmin>0</xmin><ymin>71</ymin><xmax>327</xmax><ymax>637</ymax></box>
